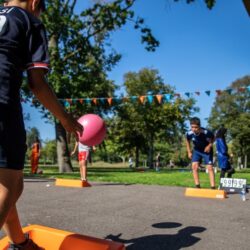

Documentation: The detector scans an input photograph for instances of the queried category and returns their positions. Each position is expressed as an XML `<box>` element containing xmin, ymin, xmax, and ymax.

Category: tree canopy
<box><xmin>208</xmin><ymin>76</ymin><xmax>250</xmax><ymax>161</ymax></box>
<box><xmin>107</xmin><ymin>68</ymin><xmax>196</xmax><ymax>167</ymax></box>
<box><xmin>17</xmin><ymin>0</ymin><xmax>159</xmax><ymax>172</ymax></box>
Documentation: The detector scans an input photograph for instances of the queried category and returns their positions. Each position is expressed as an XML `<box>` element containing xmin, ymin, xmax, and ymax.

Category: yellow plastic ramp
<box><xmin>0</xmin><ymin>225</ymin><xmax>125</xmax><ymax>250</ymax></box>
<box><xmin>55</xmin><ymin>178</ymin><xmax>91</xmax><ymax>188</ymax></box>
<box><xmin>185</xmin><ymin>188</ymin><xmax>226</xmax><ymax>199</ymax></box>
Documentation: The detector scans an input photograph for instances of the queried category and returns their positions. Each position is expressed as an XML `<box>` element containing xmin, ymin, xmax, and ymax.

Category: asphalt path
<box><xmin>1</xmin><ymin>178</ymin><xmax>250</xmax><ymax>250</ymax></box>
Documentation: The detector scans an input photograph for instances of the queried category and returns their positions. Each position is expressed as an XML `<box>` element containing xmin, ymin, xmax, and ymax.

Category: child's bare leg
<box><xmin>192</xmin><ymin>162</ymin><xmax>200</xmax><ymax>186</ymax></box>
<box><xmin>80</xmin><ymin>160</ymin><xmax>87</xmax><ymax>180</ymax></box>
<box><xmin>0</xmin><ymin>169</ymin><xmax>25</xmax><ymax>244</ymax></box>
<box><xmin>3</xmin><ymin>206</ymin><xmax>25</xmax><ymax>244</ymax></box>
<box><xmin>79</xmin><ymin>161</ymin><xmax>83</xmax><ymax>180</ymax></box>
<box><xmin>207</xmin><ymin>164</ymin><xmax>215</xmax><ymax>188</ymax></box>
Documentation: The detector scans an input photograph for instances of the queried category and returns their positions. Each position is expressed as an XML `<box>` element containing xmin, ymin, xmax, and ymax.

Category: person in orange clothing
<box><xmin>30</xmin><ymin>137</ymin><xmax>41</xmax><ymax>174</ymax></box>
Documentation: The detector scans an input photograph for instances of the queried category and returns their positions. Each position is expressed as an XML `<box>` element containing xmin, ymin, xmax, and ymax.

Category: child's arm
<box><xmin>185</xmin><ymin>138</ymin><xmax>192</xmax><ymax>159</ymax></box>
<box><xmin>71</xmin><ymin>141</ymin><xmax>78</xmax><ymax>156</ymax></box>
<box><xmin>204</xmin><ymin>141</ymin><xmax>213</xmax><ymax>153</ymax></box>
<box><xmin>204</xmin><ymin>133</ymin><xmax>214</xmax><ymax>153</ymax></box>
<box><xmin>27</xmin><ymin>69</ymin><xmax>83</xmax><ymax>137</ymax></box>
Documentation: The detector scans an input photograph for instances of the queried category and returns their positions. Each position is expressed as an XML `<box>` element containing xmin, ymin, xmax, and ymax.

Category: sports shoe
<box><xmin>8</xmin><ymin>238</ymin><xmax>44</xmax><ymax>250</ymax></box>
<box><xmin>228</xmin><ymin>168</ymin><xmax>235</xmax><ymax>175</ymax></box>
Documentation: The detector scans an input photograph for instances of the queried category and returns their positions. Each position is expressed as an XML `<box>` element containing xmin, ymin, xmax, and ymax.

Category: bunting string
<box><xmin>21</xmin><ymin>86</ymin><xmax>250</xmax><ymax>107</ymax></box>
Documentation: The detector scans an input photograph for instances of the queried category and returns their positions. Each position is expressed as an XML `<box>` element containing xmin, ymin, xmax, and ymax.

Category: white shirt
<box><xmin>78</xmin><ymin>143</ymin><xmax>91</xmax><ymax>152</ymax></box>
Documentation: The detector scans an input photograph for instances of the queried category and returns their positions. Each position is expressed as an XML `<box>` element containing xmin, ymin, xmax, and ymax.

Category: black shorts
<box><xmin>0</xmin><ymin>103</ymin><xmax>27</xmax><ymax>170</ymax></box>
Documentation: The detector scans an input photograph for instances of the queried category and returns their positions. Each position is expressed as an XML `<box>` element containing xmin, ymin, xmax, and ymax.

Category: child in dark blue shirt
<box><xmin>186</xmin><ymin>117</ymin><xmax>215</xmax><ymax>189</ymax></box>
<box><xmin>0</xmin><ymin>1</ymin><xmax>82</xmax><ymax>249</ymax></box>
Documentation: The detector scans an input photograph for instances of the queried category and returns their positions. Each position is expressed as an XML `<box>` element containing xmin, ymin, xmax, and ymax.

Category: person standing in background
<box><xmin>71</xmin><ymin>141</ymin><xmax>92</xmax><ymax>181</ymax></box>
<box><xmin>128</xmin><ymin>155</ymin><xmax>133</xmax><ymax>168</ymax></box>
<box><xmin>155</xmin><ymin>153</ymin><xmax>161</xmax><ymax>171</ymax></box>
<box><xmin>215</xmin><ymin>127</ymin><xmax>235</xmax><ymax>178</ymax></box>
<box><xmin>30</xmin><ymin>137</ymin><xmax>41</xmax><ymax>174</ymax></box>
<box><xmin>185</xmin><ymin>117</ymin><xmax>215</xmax><ymax>189</ymax></box>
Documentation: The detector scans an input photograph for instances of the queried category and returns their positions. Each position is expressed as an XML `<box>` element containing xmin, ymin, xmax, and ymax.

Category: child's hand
<box><xmin>60</xmin><ymin>113</ymin><xmax>83</xmax><ymax>140</ymax></box>
<box><xmin>188</xmin><ymin>152</ymin><xmax>192</xmax><ymax>159</ymax></box>
<box><xmin>204</xmin><ymin>145</ymin><xmax>211</xmax><ymax>153</ymax></box>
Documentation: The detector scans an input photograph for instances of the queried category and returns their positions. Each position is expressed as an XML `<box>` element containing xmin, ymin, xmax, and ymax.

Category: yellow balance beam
<box><xmin>0</xmin><ymin>224</ymin><xmax>125</xmax><ymax>250</ymax></box>
<box><xmin>185</xmin><ymin>188</ymin><xmax>226</xmax><ymax>199</ymax></box>
<box><xmin>55</xmin><ymin>178</ymin><xmax>91</xmax><ymax>188</ymax></box>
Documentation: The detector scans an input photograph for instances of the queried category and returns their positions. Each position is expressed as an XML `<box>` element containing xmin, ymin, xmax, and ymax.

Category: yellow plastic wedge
<box><xmin>185</xmin><ymin>188</ymin><xmax>226</xmax><ymax>199</ymax></box>
<box><xmin>0</xmin><ymin>225</ymin><xmax>125</xmax><ymax>250</ymax></box>
<box><xmin>55</xmin><ymin>178</ymin><xmax>91</xmax><ymax>188</ymax></box>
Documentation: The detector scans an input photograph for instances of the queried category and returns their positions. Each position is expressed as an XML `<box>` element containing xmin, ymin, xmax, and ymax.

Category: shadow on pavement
<box><xmin>106</xmin><ymin>222</ymin><xmax>206</xmax><ymax>250</ymax></box>
<box><xmin>24</xmin><ymin>177</ymin><xmax>55</xmax><ymax>183</ymax></box>
<box><xmin>93</xmin><ymin>182</ymin><xmax>133</xmax><ymax>187</ymax></box>
<box><xmin>152</xmin><ymin>222</ymin><xmax>182</xmax><ymax>229</ymax></box>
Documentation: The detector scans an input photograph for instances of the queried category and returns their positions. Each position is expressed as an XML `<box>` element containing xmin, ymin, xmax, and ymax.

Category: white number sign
<box><xmin>220</xmin><ymin>178</ymin><xmax>247</xmax><ymax>189</ymax></box>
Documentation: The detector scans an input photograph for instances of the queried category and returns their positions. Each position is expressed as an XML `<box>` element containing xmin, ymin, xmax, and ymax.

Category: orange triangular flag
<box><xmin>139</xmin><ymin>96</ymin><xmax>146</xmax><ymax>104</ymax></box>
<box><xmin>238</xmin><ymin>87</ymin><xmax>246</xmax><ymax>92</ymax></box>
<box><xmin>156</xmin><ymin>95</ymin><xmax>163</xmax><ymax>104</ymax></box>
<box><xmin>216</xmin><ymin>90</ymin><xmax>222</xmax><ymax>96</ymax></box>
<box><xmin>107</xmin><ymin>98</ymin><xmax>112</xmax><ymax>106</ymax></box>
<box><xmin>92</xmin><ymin>98</ymin><xmax>98</xmax><ymax>105</ymax></box>
<box><xmin>66</xmin><ymin>98</ymin><xmax>72</xmax><ymax>104</ymax></box>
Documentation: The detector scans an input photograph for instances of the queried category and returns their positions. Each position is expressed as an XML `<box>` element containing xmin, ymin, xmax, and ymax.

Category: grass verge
<box><xmin>23</xmin><ymin>163</ymin><xmax>250</xmax><ymax>189</ymax></box>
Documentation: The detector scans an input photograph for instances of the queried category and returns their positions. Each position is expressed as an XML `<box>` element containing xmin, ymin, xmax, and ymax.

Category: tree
<box><xmin>174</xmin><ymin>0</ymin><xmax>250</xmax><ymax>16</ymax></box>
<box><xmin>173</xmin><ymin>0</ymin><xmax>216</xmax><ymax>9</ymax></box>
<box><xmin>208</xmin><ymin>76</ymin><xmax>250</xmax><ymax>166</ymax></box>
<box><xmin>26</xmin><ymin>127</ymin><xmax>41</xmax><ymax>149</ymax></box>
<box><xmin>0</xmin><ymin>0</ymin><xmax>159</xmax><ymax>172</ymax></box>
<box><xmin>243</xmin><ymin>0</ymin><xmax>250</xmax><ymax>16</ymax></box>
<box><xmin>108</xmin><ymin>68</ymin><xmax>196</xmax><ymax>167</ymax></box>
<box><xmin>41</xmin><ymin>139</ymin><xmax>57</xmax><ymax>164</ymax></box>
<box><xmin>230</xmin><ymin>113</ymin><xmax>250</xmax><ymax>161</ymax></box>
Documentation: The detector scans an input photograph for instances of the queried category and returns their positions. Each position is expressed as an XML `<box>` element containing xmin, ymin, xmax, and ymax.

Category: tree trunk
<box><xmin>237</xmin><ymin>156</ymin><xmax>242</xmax><ymax>169</ymax></box>
<box><xmin>148</xmin><ymin>133</ymin><xmax>154</xmax><ymax>169</ymax></box>
<box><xmin>135</xmin><ymin>146</ymin><xmax>139</xmax><ymax>168</ymax></box>
<box><xmin>244</xmin><ymin>155</ymin><xmax>247</xmax><ymax>168</ymax></box>
<box><xmin>121</xmin><ymin>156</ymin><xmax>126</xmax><ymax>165</ymax></box>
<box><xmin>55</xmin><ymin>121</ymin><xmax>73</xmax><ymax>173</ymax></box>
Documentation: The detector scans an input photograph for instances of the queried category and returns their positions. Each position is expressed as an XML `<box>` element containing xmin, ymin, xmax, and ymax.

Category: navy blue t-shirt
<box><xmin>0</xmin><ymin>6</ymin><xmax>49</xmax><ymax>106</ymax></box>
<box><xmin>186</xmin><ymin>128</ymin><xmax>214</xmax><ymax>152</ymax></box>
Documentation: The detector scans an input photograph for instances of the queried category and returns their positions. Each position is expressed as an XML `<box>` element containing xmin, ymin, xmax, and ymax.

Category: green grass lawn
<box><xmin>24</xmin><ymin>162</ymin><xmax>250</xmax><ymax>189</ymax></box>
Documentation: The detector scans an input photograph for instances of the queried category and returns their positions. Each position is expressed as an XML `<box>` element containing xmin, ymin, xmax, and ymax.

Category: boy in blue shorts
<box><xmin>185</xmin><ymin>117</ymin><xmax>215</xmax><ymax>189</ymax></box>
<box><xmin>0</xmin><ymin>1</ymin><xmax>83</xmax><ymax>249</ymax></box>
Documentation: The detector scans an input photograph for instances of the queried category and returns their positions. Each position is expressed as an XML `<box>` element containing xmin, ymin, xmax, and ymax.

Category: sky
<box><xmin>23</xmin><ymin>0</ymin><xmax>250</xmax><ymax>141</ymax></box>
